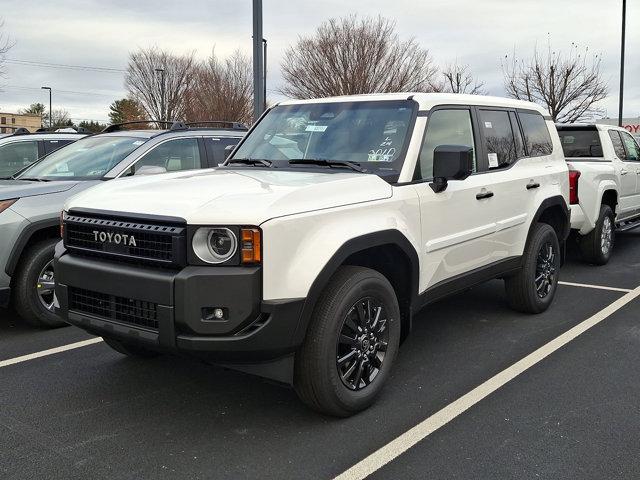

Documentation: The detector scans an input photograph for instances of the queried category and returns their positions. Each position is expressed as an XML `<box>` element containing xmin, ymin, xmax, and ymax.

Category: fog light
<box><xmin>202</xmin><ymin>307</ymin><xmax>227</xmax><ymax>321</ymax></box>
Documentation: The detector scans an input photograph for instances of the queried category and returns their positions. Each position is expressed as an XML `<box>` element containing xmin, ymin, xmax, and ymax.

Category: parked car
<box><xmin>0</xmin><ymin>120</ymin><xmax>247</xmax><ymax>327</ymax></box>
<box><xmin>55</xmin><ymin>94</ymin><xmax>569</xmax><ymax>416</ymax></box>
<box><xmin>557</xmin><ymin>123</ymin><xmax>640</xmax><ymax>264</ymax></box>
<box><xmin>0</xmin><ymin>127</ymin><xmax>87</xmax><ymax>178</ymax></box>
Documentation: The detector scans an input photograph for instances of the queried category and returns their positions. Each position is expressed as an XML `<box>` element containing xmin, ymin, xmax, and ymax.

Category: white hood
<box><xmin>65</xmin><ymin>168</ymin><xmax>393</xmax><ymax>225</ymax></box>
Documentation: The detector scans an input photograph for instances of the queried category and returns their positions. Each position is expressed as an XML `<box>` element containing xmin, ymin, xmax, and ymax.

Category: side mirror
<box><xmin>224</xmin><ymin>144</ymin><xmax>237</xmax><ymax>159</ymax></box>
<box><xmin>135</xmin><ymin>165</ymin><xmax>167</xmax><ymax>176</ymax></box>
<box><xmin>430</xmin><ymin>145</ymin><xmax>474</xmax><ymax>193</ymax></box>
<box><xmin>589</xmin><ymin>144</ymin><xmax>603</xmax><ymax>157</ymax></box>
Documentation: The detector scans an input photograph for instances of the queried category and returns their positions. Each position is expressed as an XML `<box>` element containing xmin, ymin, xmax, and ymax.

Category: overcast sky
<box><xmin>0</xmin><ymin>0</ymin><xmax>638</xmax><ymax>123</ymax></box>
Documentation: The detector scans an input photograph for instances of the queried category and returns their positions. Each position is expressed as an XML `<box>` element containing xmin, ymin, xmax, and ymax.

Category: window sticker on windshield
<box><xmin>132</xmin><ymin>140</ymin><xmax>145</xmax><ymax>146</ymax></box>
<box><xmin>368</xmin><ymin>152</ymin><xmax>393</xmax><ymax>162</ymax></box>
<box><xmin>484</xmin><ymin>122</ymin><xmax>493</xmax><ymax>129</ymax></box>
<box><xmin>488</xmin><ymin>152</ymin><xmax>499</xmax><ymax>167</ymax></box>
<box><xmin>305</xmin><ymin>125</ymin><xmax>327</xmax><ymax>132</ymax></box>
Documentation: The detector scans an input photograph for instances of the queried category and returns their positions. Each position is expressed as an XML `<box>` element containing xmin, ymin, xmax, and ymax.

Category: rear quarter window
<box><xmin>558</xmin><ymin>130</ymin><xmax>603</xmax><ymax>158</ymax></box>
<box><xmin>518</xmin><ymin>112</ymin><xmax>553</xmax><ymax>156</ymax></box>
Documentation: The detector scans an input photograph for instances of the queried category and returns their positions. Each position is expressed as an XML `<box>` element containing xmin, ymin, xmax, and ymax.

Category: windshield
<box><xmin>231</xmin><ymin>100</ymin><xmax>416</xmax><ymax>173</ymax></box>
<box><xmin>17</xmin><ymin>136</ymin><xmax>145</xmax><ymax>180</ymax></box>
<box><xmin>558</xmin><ymin>130</ymin><xmax>603</xmax><ymax>158</ymax></box>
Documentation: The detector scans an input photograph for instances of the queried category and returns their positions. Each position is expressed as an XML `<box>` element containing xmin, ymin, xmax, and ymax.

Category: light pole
<box><xmin>41</xmin><ymin>86</ymin><xmax>52</xmax><ymax>128</ymax></box>
<box><xmin>252</xmin><ymin>0</ymin><xmax>265</xmax><ymax>122</ymax></box>
<box><xmin>155</xmin><ymin>68</ymin><xmax>166</xmax><ymax>122</ymax></box>
<box><xmin>618</xmin><ymin>0</ymin><xmax>626</xmax><ymax>127</ymax></box>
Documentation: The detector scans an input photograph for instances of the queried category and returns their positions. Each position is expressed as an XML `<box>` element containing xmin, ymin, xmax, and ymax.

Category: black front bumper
<box><xmin>54</xmin><ymin>245</ymin><xmax>304</xmax><ymax>364</ymax></box>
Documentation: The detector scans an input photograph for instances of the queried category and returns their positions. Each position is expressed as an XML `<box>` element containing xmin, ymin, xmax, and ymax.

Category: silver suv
<box><xmin>0</xmin><ymin>127</ymin><xmax>88</xmax><ymax>178</ymax></box>
<box><xmin>0</xmin><ymin>121</ymin><xmax>247</xmax><ymax>327</ymax></box>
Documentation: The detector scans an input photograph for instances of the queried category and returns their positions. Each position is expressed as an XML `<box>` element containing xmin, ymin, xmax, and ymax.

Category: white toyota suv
<box><xmin>557</xmin><ymin>123</ymin><xmax>640</xmax><ymax>264</ymax></box>
<box><xmin>55</xmin><ymin>93</ymin><xmax>570</xmax><ymax>416</ymax></box>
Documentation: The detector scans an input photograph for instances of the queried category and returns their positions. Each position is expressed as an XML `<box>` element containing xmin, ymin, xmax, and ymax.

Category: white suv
<box><xmin>55</xmin><ymin>93</ymin><xmax>570</xmax><ymax>416</ymax></box>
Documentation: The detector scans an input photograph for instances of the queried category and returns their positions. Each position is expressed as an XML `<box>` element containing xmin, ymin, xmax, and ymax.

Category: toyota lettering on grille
<box><xmin>93</xmin><ymin>230</ymin><xmax>138</xmax><ymax>247</ymax></box>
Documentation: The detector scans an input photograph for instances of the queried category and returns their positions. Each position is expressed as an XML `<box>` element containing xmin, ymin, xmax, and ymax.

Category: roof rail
<box><xmin>101</xmin><ymin>120</ymin><xmax>178</xmax><ymax>133</ymax></box>
<box><xmin>11</xmin><ymin>127</ymin><xmax>32</xmax><ymax>136</ymax></box>
<box><xmin>34</xmin><ymin>126</ymin><xmax>90</xmax><ymax>134</ymax></box>
<box><xmin>185</xmin><ymin>121</ymin><xmax>248</xmax><ymax>131</ymax></box>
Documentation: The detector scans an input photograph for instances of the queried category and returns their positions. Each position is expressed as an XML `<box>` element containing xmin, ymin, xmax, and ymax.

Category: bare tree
<box><xmin>438</xmin><ymin>62</ymin><xmax>486</xmax><ymax>94</ymax></box>
<box><xmin>125</xmin><ymin>47</ymin><xmax>196</xmax><ymax>121</ymax></box>
<box><xmin>185</xmin><ymin>49</ymin><xmax>253</xmax><ymax>124</ymax></box>
<box><xmin>280</xmin><ymin>15</ymin><xmax>439</xmax><ymax>98</ymax></box>
<box><xmin>0</xmin><ymin>19</ymin><xmax>15</xmax><ymax>84</ymax></box>
<box><xmin>502</xmin><ymin>42</ymin><xmax>607</xmax><ymax>122</ymax></box>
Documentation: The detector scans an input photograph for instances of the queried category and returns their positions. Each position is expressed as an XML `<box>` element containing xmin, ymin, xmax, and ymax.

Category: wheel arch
<box><xmin>5</xmin><ymin>218</ymin><xmax>60</xmax><ymax>278</ymax></box>
<box><xmin>292</xmin><ymin>230</ymin><xmax>419</xmax><ymax>346</ymax></box>
<box><xmin>601</xmin><ymin>189</ymin><xmax>618</xmax><ymax>212</ymax></box>
<box><xmin>530</xmin><ymin>196</ymin><xmax>570</xmax><ymax>244</ymax></box>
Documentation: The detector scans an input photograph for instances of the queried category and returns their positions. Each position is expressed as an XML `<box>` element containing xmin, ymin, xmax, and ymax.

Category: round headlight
<box><xmin>193</xmin><ymin>227</ymin><xmax>237</xmax><ymax>264</ymax></box>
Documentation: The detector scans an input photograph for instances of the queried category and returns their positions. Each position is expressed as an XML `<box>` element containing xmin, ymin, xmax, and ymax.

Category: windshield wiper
<box><xmin>288</xmin><ymin>158</ymin><xmax>367</xmax><ymax>173</ymax></box>
<box><xmin>226</xmin><ymin>158</ymin><xmax>273</xmax><ymax>167</ymax></box>
<box><xmin>18</xmin><ymin>177</ymin><xmax>51</xmax><ymax>182</ymax></box>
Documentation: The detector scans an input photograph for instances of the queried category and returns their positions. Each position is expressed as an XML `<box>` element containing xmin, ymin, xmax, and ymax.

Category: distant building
<box><xmin>596</xmin><ymin>117</ymin><xmax>640</xmax><ymax>140</ymax></box>
<box><xmin>0</xmin><ymin>112</ymin><xmax>42</xmax><ymax>133</ymax></box>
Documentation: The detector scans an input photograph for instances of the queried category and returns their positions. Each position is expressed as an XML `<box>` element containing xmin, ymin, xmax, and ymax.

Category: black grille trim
<box><xmin>69</xmin><ymin>287</ymin><xmax>159</xmax><ymax>330</ymax></box>
<box><xmin>64</xmin><ymin>213</ymin><xmax>186</xmax><ymax>267</ymax></box>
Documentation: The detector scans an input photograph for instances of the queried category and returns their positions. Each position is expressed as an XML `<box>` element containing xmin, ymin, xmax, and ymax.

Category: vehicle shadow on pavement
<box><xmin>0</xmin><ymin>274</ymin><xmax>622</xmax><ymax>480</ymax></box>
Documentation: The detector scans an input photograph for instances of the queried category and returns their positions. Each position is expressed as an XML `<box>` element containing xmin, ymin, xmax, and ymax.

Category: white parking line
<box><xmin>558</xmin><ymin>281</ymin><xmax>633</xmax><ymax>293</ymax></box>
<box><xmin>334</xmin><ymin>285</ymin><xmax>640</xmax><ymax>480</ymax></box>
<box><xmin>0</xmin><ymin>338</ymin><xmax>103</xmax><ymax>369</ymax></box>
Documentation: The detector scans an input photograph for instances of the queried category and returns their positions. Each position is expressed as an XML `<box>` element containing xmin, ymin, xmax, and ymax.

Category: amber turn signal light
<box><xmin>241</xmin><ymin>228</ymin><xmax>261</xmax><ymax>264</ymax></box>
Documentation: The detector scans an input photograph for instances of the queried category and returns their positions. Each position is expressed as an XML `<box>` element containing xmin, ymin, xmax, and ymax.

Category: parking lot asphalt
<box><xmin>1</xmin><ymin>231</ymin><xmax>639</xmax><ymax>480</ymax></box>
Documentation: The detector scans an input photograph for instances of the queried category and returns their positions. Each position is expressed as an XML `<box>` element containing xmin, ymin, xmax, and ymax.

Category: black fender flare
<box><xmin>291</xmin><ymin>229</ymin><xmax>420</xmax><ymax>346</ymax></box>
<box><xmin>5</xmin><ymin>218</ymin><xmax>60</xmax><ymax>277</ymax></box>
<box><xmin>525</xmin><ymin>195</ymin><xmax>570</xmax><ymax>265</ymax></box>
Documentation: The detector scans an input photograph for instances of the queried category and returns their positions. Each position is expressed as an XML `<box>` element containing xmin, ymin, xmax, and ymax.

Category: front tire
<box><xmin>13</xmin><ymin>238</ymin><xmax>66</xmax><ymax>328</ymax></box>
<box><xmin>578</xmin><ymin>205</ymin><xmax>615</xmax><ymax>265</ymax></box>
<box><xmin>505</xmin><ymin>223</ymin><xmax>560</xmax><ymax>314</ymax></box>
<box><xmin>294</xmin><ymin>266</ymin><xmax>401</xmax><ymax>417</ymax></box>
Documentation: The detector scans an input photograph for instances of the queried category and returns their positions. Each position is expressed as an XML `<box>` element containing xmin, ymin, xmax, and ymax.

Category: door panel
<box><xmin>619</xmin><ymin>131</ymin><xmax>640</xmax><ymax>213</ymax></box>
<box><xmin>413</xmin><ymin>107</ymin><xmax>509</xmax><ymax>290</ymax></box>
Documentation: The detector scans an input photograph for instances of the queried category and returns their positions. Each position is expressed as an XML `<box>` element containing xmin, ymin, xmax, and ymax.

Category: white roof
<box><xmin>278</xmin><ymin>92</ymin><xmax>550</xmax><ymax>116</ymax></box>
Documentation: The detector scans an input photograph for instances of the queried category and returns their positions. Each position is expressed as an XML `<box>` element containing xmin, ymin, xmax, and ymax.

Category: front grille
<box><xmin>69</xmin><ymin>287</ymin><xmax>159</xmax><ymax>330</ymax></box>
<box><xmin>64</xmin><ymin>213</ymin><xmax>185</xmax><ymax>267</ymax></box>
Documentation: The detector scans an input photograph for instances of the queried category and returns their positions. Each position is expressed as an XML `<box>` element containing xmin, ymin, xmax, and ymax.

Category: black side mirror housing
<box><xmin>224</xmin><ymin>144</ymin><xmax>237</xmax><ymax>159</ymax></box>
<box><xmin>430</xmin><ymin>145</ymin><xmax>474</xmax><ymax>193</ymax></box>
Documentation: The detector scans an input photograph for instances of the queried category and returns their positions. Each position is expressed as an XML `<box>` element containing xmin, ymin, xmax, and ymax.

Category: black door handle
<box><xmin>526</xmin><ymin>182</ymin><xmax>540</xmax><ymax>190</ymax></box>
<box><xmin>476</xmin><ymin>191</ymin><xmax>494</xmax><ymax>200</ymax></box>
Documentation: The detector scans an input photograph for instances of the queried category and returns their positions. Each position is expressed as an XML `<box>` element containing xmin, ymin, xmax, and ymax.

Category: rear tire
<box><xmin>13</xmin><ymin>238</ymin><xmax>66</xmax><ymax>328</ymax></box>
<box><xmin>578</xmin><ymin>205</ymin><xmax>615</xmax><ymax>265</ymax></box>
<box><xmin>505</xmin><ymin>223</ymin><xmax>560</xmax><ymax>314</ymax></box>
<box><xmin>103</xmin><ymin>337</ymin><xmax>160</xmax><ymax>358</ymax></box>
<box><xmin>294</xmin><ymin>266</ymin><xmax>401</xmax><ymax>417</ymax></box>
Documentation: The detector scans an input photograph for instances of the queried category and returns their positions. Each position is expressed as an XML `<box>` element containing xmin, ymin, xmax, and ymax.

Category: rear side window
<box><xmin>478</xmin><ymin>109</ymin><xmax>517</xmax><ymax>168</ymax></box>
<box><xmin>44</xmin><ymin>139</ymin><xmax>75</xmax><ymax>154</ymax></box>
<box><xmin>620</xmin><ymin>131</ymin><xmax>640</xmax><ymax>161</ymax></box>
<box><xmin>205</xmin><ymin>137</ymin><xmax>241</xmax><ymax>166</ymax></box>
<box><xmin>608</xmin><ymin>130</ymin><xmax>626</xmax><ymax>159</ymax></box>
<box><xmin>519</xmin><ymin>112</ymin><xmax>553</xmax><ymax>156</ymax></box>
<box><xmin>559</xmin><ymin>130</ymin><xmax>603</xmax><ymax>158</ymax></box>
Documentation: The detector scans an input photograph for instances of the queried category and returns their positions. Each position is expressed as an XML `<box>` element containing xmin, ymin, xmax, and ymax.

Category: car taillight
<box><xmin>569</xmin><ymin>170</ymin><xmax>581</xmax><ymax>205</ymax></box>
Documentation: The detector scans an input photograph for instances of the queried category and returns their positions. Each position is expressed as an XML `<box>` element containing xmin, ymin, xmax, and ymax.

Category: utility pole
<box><xmin>263</xmin><ymin>38</ymin><xmax>268</xmax><ymax>112</ymax></box>
<box><xmin>618</xmin><ymin>0</ymin><xmax>626</xmax><ymax>127</ymax></box>
<box><xmin>41</xmin><ymin>86</ymin><xmax>52</xmax><ymax>128</ymax></box>
<box><xmin>155</xmin><ymin>68</ymin><xmax>166</xmax><ymax>122</ymax></box>
<box><xmin>252</xmin><ymin>0</ymin><xmax>265</xmax><ymax>123</ymax></box>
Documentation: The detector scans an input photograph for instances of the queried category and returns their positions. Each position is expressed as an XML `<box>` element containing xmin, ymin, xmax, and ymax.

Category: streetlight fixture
<box><xmin>155</xmin><ymin>68</ymin><xmax>166</xmax><ymax>122</ymax></box>
<box><xmin>41</xmin><ymin>86</ymin><xmax>52</xmax><ymax>128</ymax></box>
